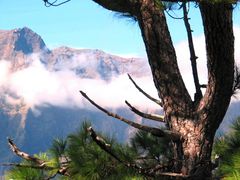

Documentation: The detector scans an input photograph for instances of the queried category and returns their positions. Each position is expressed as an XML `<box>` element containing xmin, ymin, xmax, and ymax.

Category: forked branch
<box><xmin>125</xmin><ymin>100</ymin><xmax>165</xmax><ymax>122</ymax></box>
<box><xmin>80</xmin><ymin>91</ymin><xmax>180</xmax><ymax>141</ymax></box>
<box><xmin>88</xmin><ymin>127</ymin><xmax>189</xmax><ymax>178</ymax></box>
<box><xmin>87</xmin><ymin>126</ymin><xmax>154</xmax><ymax>176</ymax></box>
<box><xmin>128</xmin><ymin>74</ymin><xmax>163</xmax><ymax>106</ymax></box>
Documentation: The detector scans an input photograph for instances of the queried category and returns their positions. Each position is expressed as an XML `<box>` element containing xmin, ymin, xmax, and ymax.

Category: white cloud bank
<box><xmin>0</xmin><ymin>57</ymin><xmax>159</xmax><ymax>112</ymax></box>
<box><xmin>1</xmin><ymin>26</ymin><xmax>240</xmax><ymax>115</ymax></box>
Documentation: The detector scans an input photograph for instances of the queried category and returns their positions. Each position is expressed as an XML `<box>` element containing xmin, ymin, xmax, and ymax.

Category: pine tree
<box><xmin>213</xmin><ymin>117</ymin><xmax>240</xmax><ymax>179</ymax></box>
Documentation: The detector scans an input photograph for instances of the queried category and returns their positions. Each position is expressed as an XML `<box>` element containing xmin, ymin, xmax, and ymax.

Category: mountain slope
<box><xmin>0</xmin><ymin>27</ymin><xmax>152</xmax><ymax>174</ymax></box>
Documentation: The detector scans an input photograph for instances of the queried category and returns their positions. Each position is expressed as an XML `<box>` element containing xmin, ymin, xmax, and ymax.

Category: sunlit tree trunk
<box><xmin>136</xmin><ymin>1</ymin><xmax>234</xmax><ymax>178</ymax></box>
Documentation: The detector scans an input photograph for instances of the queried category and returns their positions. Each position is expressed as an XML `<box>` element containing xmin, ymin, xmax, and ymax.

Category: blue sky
<box><xmin>0</xmin><ymin>1</ymin><xmax>239</xmax><ymax>56</ymax></box>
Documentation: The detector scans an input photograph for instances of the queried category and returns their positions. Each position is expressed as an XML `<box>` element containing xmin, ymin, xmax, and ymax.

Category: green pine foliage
<box><xmin>5</xmin><ymin>153</ymin><xmax>57</xmax><ymax>180</ymax></box>
<box><xmin>5</xmin><ymin>121</ymin><xmax>144</xmax><ymax>179</ymax></box>
<box><xmin>213</xmin><ymin>117</ymin><xmax>240</xmax><ymax>179</ymax></box>
<box><xmin>67</xmin><ymin>121</ymin><xmax>139</xmax><ymax>179</ymax></box>
<box><xmin>8</xmin><ymin>117</ymin><xmax>240</xmax><ymax>179</ymax></box>
<box><xmin>130</xmin><ymin>129</ymin><xmax>173</xmax><ymax>168</ymax></box>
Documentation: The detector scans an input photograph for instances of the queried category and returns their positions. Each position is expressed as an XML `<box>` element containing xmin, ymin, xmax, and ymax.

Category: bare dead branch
<box><xmin>156</xmin><ymin>172</ymin><xmax>189</xmax><ymax>178</ymax></box>
<box><xmin>88</xmin><ymin>127</ymin><xmax>190</xmax><ymax>178</ymax></box>
<box><xmin>183</xmin><ymin>2</ymin><xmax>202</xmax><ymax>103</ymax></box>
<box><xmin>8</xmin><ymin>138</ymin><xmax>45</xmax><ymax>165</ymax></box>
<box><xmin>127</xmin><ymin>74</ymin><xmax>163</xmax><ymax>106</ymax></box>
<box><xmin>87</xmin><ymin>126</ymin><xmax>153</xmax><ymax>176</ymax></box>
<box><xmin>125</xmin><ymin>100</ymin><xmax>165</xmax><ymax>123</ymax></box>
<box><xmin>80</xmin><ymin>91</ymin><xmax>180</xmax><ymax>140</ymax></box>
<box><xmin>7</xmin><ymin>138</ymin><xmax>70</xmax><ymax>177</ymax></box>
<box><xmin>87</xmin><ymin>127</ymin><xmax>124</xmax><ymax>163</ymax></box>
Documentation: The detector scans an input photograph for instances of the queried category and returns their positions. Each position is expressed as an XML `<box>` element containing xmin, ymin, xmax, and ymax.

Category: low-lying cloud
<box><xmin>0</xmin><ymin>57</ymin><xmax>160</xmax><ymax>113</ymax></box>
<box><xmin>1</xmin><ymin>26</ymin><xmax>240</xmax><ymax>118</ymax></box>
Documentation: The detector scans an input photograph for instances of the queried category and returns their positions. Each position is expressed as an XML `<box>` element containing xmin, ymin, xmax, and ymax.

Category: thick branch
<box><xmin>183</xmin><ymin>2</ymin><xmax>202</xmax><ymax>103</ymax></box>
<box><xmin>128</xmin><ymin>74</ymin><xmax>162</xmax><ymax>106</ymax></box>
<box><xmin>125</xmin><ymin>100</ymin><xmax>165</xmax><ymax>122</ymax></box>
<box><xmin>80</xmin><ymin>91</ymin><xmax>180</xmax><ymax>140</ymax></box>
<box><xmin>137</xmin><ymin>0</ymin><xmax>192</xmax><ymax>112</ymax></box>
<box><xmin>198</xmin><ymin>2</ymin><xmax>234</xmax><ymax>130</ymax></box>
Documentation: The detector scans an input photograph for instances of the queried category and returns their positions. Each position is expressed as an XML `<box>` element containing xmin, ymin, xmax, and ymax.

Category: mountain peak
<box><xmin>0</xmin><ymin>27</ymin><xmax>48</xmax><ymax>60</ymax></box>
<box><xmin>13</xmin><ymin>27</ymin><xmax>47</xmax><ymax>54</ymax></box>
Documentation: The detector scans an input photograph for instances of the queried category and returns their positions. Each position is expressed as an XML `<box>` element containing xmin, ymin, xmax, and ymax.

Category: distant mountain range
<box><xmin>0</xmin><ymin>27</ymin><xmax>153</xmax><ymax>174</ymax></box>
<box><xmin>0</xmin><ymin>27</ymin><xmax>239</xmax><ymax>175</ymax></box>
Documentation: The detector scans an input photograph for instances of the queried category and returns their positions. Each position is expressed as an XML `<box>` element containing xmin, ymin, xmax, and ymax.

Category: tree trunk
<box><xmin>91</xmin><ymin>0</ymin><xmax>234</xmax><ymax>178</ymax></box>
<box><xmin>136</xmin><ymin>1</ymin><xmax>234</xmax><ymax>179</ymax></box>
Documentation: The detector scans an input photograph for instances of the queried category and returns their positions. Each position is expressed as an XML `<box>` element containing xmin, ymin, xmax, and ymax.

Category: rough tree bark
<box><xmin>90</xmin><ymin>1</ymin><xmax>235</xmax><ymax>179</ymax></box>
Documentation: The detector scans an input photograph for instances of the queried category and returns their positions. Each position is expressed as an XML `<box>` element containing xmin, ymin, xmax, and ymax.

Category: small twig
<box><xmin>125</xmin><ymin>100</ymin><xmax>165</xmax><ymax>122</ymax></box>
<box><xmin>165</xmin><ymin>10</ymin><xmax>184</xmax><ymax>20</ymax></box>
<box><xmin>43</xmin><ymin>0</ymin><xmax>71</xmax><ymax>7</ymax></box>
<box><xmin>80</xmin><ymin>91</ymin><xmax>180</xmax><ymax>140</ymax></box>
<box><xmin>127</xmin><ymin>74</ymin><xmax>163</xmax><ymax>107</ymax></box>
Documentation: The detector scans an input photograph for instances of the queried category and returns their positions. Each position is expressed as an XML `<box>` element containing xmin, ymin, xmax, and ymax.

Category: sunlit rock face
<box><xmin>0</xmin><ymin>27</ymin><xmax>49</xmax><ymax>71</ymax></box>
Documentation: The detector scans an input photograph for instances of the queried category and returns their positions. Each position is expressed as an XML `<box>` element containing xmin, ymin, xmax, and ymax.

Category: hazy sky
<box><xmin>2</xmin><ymin>1</ymin><xmax>239</xmax><ymax>57</ymax></box>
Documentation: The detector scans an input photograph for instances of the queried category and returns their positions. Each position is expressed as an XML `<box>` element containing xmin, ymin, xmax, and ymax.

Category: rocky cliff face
<box><xmin>0</xmin><ymin>27</ymin><xmax>49</xmax><ymax>71</ymax></box>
